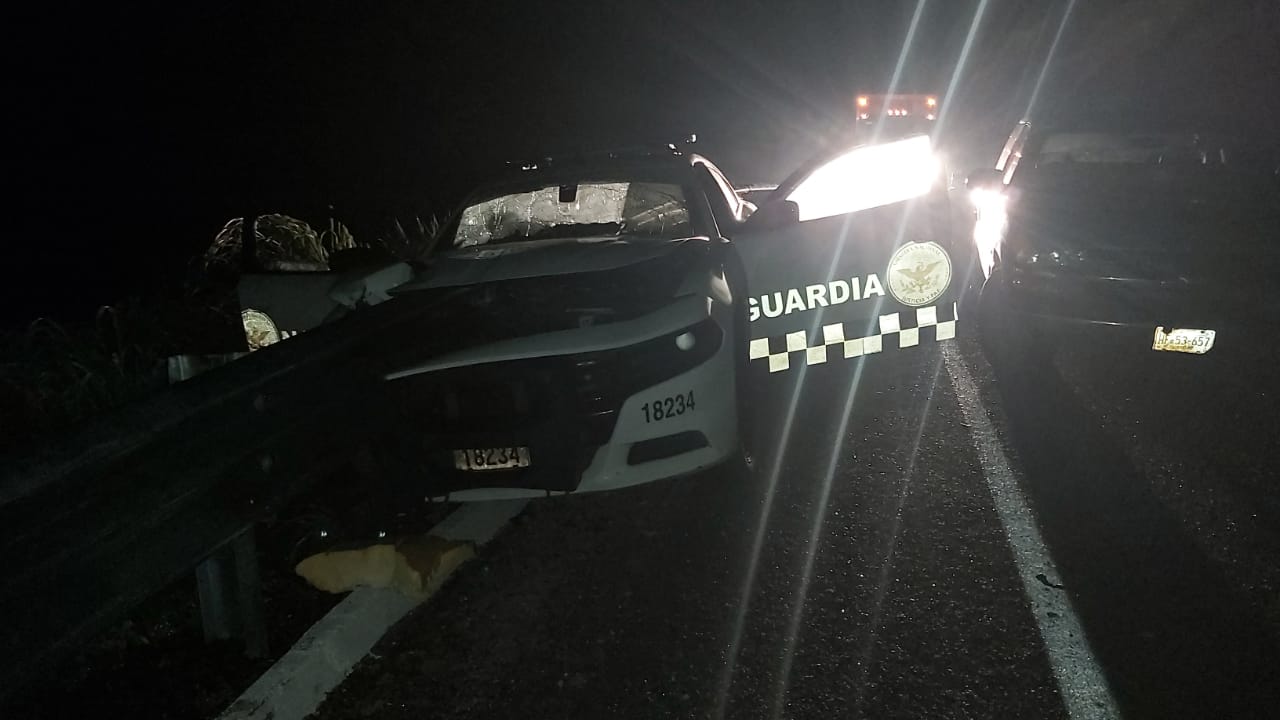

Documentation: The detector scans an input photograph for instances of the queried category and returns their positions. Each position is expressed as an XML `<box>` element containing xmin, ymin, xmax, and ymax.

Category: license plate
<box><xmin>453</xmin><ymin>447</ymin><xmax>531</xmax><ymax>471</ymax></box>
<box><xmin>1152</xmin><ymin>326</ymin><xmax>1215</xmax><ymax>354</ymax></box>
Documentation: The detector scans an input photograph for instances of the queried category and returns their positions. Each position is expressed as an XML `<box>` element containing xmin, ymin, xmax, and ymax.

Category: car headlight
<box><xmin>969</xmin><ymin>190</ymin><xmax>1008</xmax><ymax>279</ymax></box>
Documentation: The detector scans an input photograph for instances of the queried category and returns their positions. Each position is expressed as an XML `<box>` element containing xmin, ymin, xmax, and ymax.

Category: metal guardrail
<box><xmin>0</xmin><ymin>292</ymin><xmax>454</xmax><ymax>699</ymax></box>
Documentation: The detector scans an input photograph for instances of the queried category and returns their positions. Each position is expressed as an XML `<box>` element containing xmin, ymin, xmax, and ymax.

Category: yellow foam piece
<box><xmin>295</xmin><ymin>536</ymin><xmax>475</xmax><ymax>599</ymax></box>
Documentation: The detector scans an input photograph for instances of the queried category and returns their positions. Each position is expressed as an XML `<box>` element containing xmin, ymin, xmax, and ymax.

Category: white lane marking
<box><xmin>432</xmin><ymin>498</ymin><xmax>529</xmax><ymax>545</ymax></box>
<box><xmin>942</xmin><ymin>343</ymin><xmax>1122</xmax><ymax>720</ymax></box>
<box><xmin>219</xmin><ymin>499</ymin><xmax>528</xmax><ymax>720</ymax></box>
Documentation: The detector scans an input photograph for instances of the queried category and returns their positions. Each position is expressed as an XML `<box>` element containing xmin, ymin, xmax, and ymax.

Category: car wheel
<box><xmin>732</xmin><ymin>389</ymin><xmax>758</xmax><ymax>478</ymax></box>
<box><xmin>957</xmin><ymin>253</ymin><xmax>985</xmax><ymax>325</ymax></box>
<box><xmin>723</xmin><ymin>250</ymin><xmax>758</xmax><ymax>480</ymax></box>
<box><xmin>977</xmin><ymin>272</ymin><xmax>1035</xmax><ymax>373</ymax></box>
<box><xmin>730</xmin><ymin>327</ymin><xmax>758</xmax><ymax>480</ymax></box>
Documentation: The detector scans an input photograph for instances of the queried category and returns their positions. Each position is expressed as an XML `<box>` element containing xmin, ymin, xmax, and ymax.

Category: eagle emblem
<box><xmin>886</xmin><ymin>242</ymin><xmax>951</xmax><ymax>307</ymax></box>
<box><xmin>895</xmin><ymin>260</ymin><xmax>942</xmax><ymax>293</ymax></box>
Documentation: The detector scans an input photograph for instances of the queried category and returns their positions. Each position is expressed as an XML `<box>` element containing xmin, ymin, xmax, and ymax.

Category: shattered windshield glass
<box><xmin>453</xmin><ymin>182</ymin><xmax>691</xmax><ymax>247</ymax></box>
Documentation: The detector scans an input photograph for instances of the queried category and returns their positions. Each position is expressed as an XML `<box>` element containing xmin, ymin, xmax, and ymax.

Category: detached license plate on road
<box><xmin>453</xmin><ymin>447</ymin><xmax>531</xmax><ymax>471</ymax></box>
<box><xmin>1152</xmin><ymin>326</ymin><xmax>1216</xmax><ymax>354</ymax></box>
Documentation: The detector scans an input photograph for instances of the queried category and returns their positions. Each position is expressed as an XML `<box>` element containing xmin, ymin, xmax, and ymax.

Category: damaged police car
<box><xmin>238</xmin><ymin>136</ymin><xmax>962</xmax><ymax>501</ymax></box>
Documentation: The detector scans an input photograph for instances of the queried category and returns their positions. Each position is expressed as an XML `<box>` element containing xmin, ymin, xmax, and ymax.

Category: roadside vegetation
<box><xmin>0</xmin><ymin>213</ymin><xmax>441</xmax><ymax>457</ymax></box>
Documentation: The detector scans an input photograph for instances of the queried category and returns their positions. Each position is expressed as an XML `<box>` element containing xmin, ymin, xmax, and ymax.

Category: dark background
<box><xmin>7</xmin><ymin>0</ymin><xmax>1278</xmax><ymax>326</ymax></box>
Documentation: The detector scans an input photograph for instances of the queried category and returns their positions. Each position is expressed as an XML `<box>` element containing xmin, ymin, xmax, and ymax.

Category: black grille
<box><xmin>399</xmin><ymin>363</ymin><xmax>555</xmax><ymax>434</ymax></box>
<box><xmin>378</xmin><ymin>316</ymin><xmax>723</xmax><ymax>495</ymax></box>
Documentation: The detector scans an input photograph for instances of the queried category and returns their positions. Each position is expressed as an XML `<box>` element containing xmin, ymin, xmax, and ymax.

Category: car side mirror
<box><xmin>745</xmin><ymin>199</ymin><xmax>800</xmax><ymax>230</ymax></box>
<box><xmin>965</xmin><ymin>168</ymin><xmax>1005</xmax><ymax>192</ymax></box>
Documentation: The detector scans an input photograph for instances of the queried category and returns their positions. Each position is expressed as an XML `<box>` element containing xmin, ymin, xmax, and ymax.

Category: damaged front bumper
<box><xmin>374</xmin><ymin>294</ymin><xmax>737</xmax><ymax>501</ymax></box>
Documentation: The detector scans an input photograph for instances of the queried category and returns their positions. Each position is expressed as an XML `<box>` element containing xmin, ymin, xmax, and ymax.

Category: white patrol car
<box><xmin>236</xmin><ymin>135</ymin><xmax>962</xmax><ymax>501</ymax></box>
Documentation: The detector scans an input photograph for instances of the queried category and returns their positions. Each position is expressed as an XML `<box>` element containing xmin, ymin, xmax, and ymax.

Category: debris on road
<box><xmin>296</xmin><ymin>536</ymin><xmax>475</xmax><ymax>598</ymax></box>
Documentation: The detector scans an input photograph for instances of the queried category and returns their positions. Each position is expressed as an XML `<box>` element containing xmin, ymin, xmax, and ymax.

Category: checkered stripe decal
<box><xmin>748</xmin><ymin>303</ymin><xmax>958</xmax><ymax>373</ymax></box>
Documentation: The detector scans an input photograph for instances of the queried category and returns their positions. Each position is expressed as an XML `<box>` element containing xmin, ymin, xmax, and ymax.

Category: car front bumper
<box><xmin>374</xmin><ymin>296</ymin><xmax>738</xmax><ymax>501</ymax></box>
<box><xmin>987</xmin><ymin>268</ymin><xmax>1279</xmax><ymax>356</ymax></box>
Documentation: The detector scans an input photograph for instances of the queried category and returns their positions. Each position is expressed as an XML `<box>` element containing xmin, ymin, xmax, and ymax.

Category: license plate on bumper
<box><xmin>453</xmin><ymin>447</ymin><xmax>531</xmax><ymax>471</ymax></box>
<box><xmin>1152</xmin><ymin>326</ymin><xmax>1215</xmax><ymax>354</ymax></box>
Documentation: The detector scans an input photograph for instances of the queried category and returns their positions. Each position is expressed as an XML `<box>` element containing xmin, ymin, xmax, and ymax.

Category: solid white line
<box><xmin>218</xmin><ymin>499</ymin><xmax>529</xmax><ymax>720</ymax></box>
<box><xmin>219</xmin><ymin>587</ymin><xmax>420</xmax><ymax>720</ymax></box>
<box><xmin>942</xmin><ymin>343</ymin><xmax>1121</xmax><ymax>720</ymax></box>
<box><xmin>431</xmin><ymin>498</ymin><xmax>529</xmax><ymax>545</ymax></box>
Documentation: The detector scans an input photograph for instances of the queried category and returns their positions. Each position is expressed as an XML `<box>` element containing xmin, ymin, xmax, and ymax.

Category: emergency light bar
<box><xmin>855</xmin><ymin>93</ymin><xmax>939</xmax><ymax>121</ymax></box>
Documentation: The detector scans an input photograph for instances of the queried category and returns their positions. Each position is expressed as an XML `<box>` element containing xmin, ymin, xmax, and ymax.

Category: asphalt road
<box><xmin>311</xmin><ymin>332</ymin><xmax>1280</xmax><ymax>720</ymax></box>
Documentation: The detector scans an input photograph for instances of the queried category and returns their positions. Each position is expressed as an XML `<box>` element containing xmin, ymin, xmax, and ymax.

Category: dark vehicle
<box><xmin>236</xmin><ymin>136</ymin><xmax>965</xmax><ymax>502</ymax></box>
<box><xmin>969</xmin><ymin>121</ymin><xmax>1280</xmax><ymax>363</ymax></box>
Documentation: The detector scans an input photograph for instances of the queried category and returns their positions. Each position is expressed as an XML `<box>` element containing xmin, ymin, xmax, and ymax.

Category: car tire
<box><xmin>724</xmin><ymin>249</ymin><xmax>758</xmax><ymax>480</ymax></box>
<box><xmin>957</xmin><ymin>252</ymin><xmax>985</xmax><ymax>325</ymax></box>
<box><xmin>732</xmin><ymin>398</ymin><xmax>758</xmax><ymax>479</ymax></box>
<box><xmin>730</xmin><ymin>333</ymin><xmax>758</xmax><ymax>480</ymax></box>
<box><xmin>977</xmin><ymin>272</ymin><xmax>1036</xmax><ymax>373</ymax></box>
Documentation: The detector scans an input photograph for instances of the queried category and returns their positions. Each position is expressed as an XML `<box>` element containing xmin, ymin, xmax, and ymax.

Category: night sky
<box><xmin>9</xmin><ymin>1</ymin><xmax>1277</xmax><ymax>325</ymax></box>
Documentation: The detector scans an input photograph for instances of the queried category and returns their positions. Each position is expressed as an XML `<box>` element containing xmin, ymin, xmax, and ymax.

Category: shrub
<box><xmin>202</xmin><ymin>214</ymin><xmax>359</xmax><ymax>274</ymax></box>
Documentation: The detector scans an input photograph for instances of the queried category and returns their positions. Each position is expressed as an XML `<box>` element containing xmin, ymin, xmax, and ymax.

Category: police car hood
<box><xmin>370</xmin><ymin>235</ymin><xmax>713</xmax><ymax>377</ymax></box>
<box><xmin>397</xmin><ymin>235</ymin><xmax>701</xmax><ymax>291</ymax></box>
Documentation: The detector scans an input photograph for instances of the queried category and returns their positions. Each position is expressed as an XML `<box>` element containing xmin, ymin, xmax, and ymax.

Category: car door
<box><xmin>729</xmin><ymin>135</ymin><xmax>963</xmax><ymax>383</ymax></box>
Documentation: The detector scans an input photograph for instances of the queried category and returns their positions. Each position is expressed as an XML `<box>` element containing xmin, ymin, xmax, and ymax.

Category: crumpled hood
<box><xmin>396</xmin><ymin>235</ymin><xmax>701</xmax><ymax>291</ymax></box>
<box><xmin>369</xmin><ymin>235</ymin><xmax>714</xmax><ymax>377</ymax></box>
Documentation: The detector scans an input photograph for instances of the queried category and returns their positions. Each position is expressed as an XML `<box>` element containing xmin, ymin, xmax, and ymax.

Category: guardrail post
<box><xmin>195</xmin><ymin>550</ymin><xmax>236</xmax><ymax>642</ymax></box>
<box><xmin>171</xmin><ymin>354</ymin><xmax>268</xmax><ymax>658</ymax></box>
<box><xmin>232</xmin><ymin>527</ymin><xmax>268</xmax><ymax>658</ymax></box>
<box><xmin>195</xmin><ymin>527</ymin><xmax>267</xmax><ymax>657</ymax></box>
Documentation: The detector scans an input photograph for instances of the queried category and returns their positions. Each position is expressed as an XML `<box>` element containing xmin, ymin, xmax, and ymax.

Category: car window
<box><xmin>1010</xmin><ymin>132</ymin><xmax>1279</xmax><ymax>245</ymax></box>
<box><xmin>783</xmin><ymin>134</ymin><xmax>940</xmax><ymax>222</ymax></box>
<box><xmin>453</xmin><ymin>182</ymin><xmax>692</xmax><ymax>247</ymax></box>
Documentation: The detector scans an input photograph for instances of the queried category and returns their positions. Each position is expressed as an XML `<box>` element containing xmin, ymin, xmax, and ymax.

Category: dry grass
<box><xmin>377</xmin><ymin>214</ymin><xmax>444</xmax><ymax>261</ymax></box>
<box><xmin>202</xmin><ymin>214</ymin><xmax>359</xmax><ymax>273</ymax></box>
<box><xmin>1</xmin><ymin>212</ymin><xmax>446</xmax><ymax>455</ymax></box>
<box><xmin>0</xmin><ymin>291</ymin><xmax>242</xmax><ymax>457</ymax></box>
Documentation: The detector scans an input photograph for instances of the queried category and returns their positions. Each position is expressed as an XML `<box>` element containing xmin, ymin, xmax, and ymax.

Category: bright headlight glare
<box><xmin>785</xmin><ymin>135</ymin><xmax>939</xmax><ymax>222</ymax></box>
<box><xmin>969</xmin><ymin>187</ymin><xmax>1007</xmax><ymax>213</ymax></box>
<box><xmin>969</xmin><ymin>189</ymin><xmax>1009</xmax><ymax>280</ymax></box>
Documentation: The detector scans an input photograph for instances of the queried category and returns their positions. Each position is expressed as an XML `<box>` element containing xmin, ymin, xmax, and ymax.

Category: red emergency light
<box><xmin>855</xmin><ymin>93</ymin><xmax>939</xmax><ymax>121</ymax></box>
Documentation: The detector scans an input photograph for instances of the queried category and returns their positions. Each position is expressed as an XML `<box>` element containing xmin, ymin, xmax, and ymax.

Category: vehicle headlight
<box><xmin>969</xmin><ymin>190</ymin><xmax>1008</xmax><ymax>279</ymax></box>
<box><xmin>241</xmin><ymin>309</ymin><xmax>281</xmax><ymax>351</ymax></box>
<box><xmin>969</xmin><ymin>187</ymin><xmax>1007</xmax><ymax>214</ymax></box>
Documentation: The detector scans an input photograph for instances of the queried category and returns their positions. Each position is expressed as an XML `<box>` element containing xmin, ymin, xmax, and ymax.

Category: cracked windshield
<box><xmin>454</xmin><ymin>182</ymin><xmax>691</xmax><ymax>246</ymax></box>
